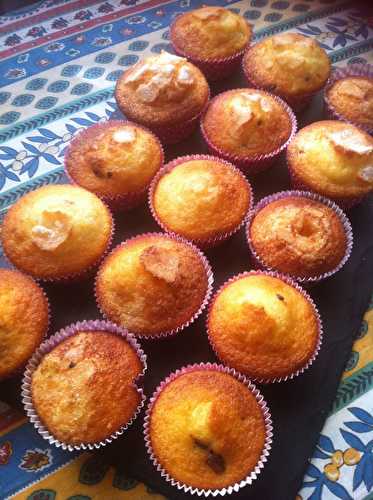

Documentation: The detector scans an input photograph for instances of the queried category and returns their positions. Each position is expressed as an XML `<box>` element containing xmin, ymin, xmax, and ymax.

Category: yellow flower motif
<box><xmin>343</xmin><ymin>447</ymin><xmax>361</xmax><ymax>465</ymax></box>
<box><xmin>324</xmin><ymin>463</ymin><xmax>340</xmax><ymax>482</ymax></box>
<box><xmin>331</xmin><ymin>450</ymin><xmax>344</xmax><ymax>467</ymax></box>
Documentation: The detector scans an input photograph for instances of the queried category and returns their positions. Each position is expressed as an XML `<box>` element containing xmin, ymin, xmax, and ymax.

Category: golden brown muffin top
<box><xmin>171</xmin><ymin>7</ymin><xmax>251</xmax><ymax>60</ymax></box>
<box><xmin>202</xmin><ymin>89</ymin><xmax>293</xmax><ymax>158</ymax></box>
<box><xmin>287</xmin><ymin>121</ymin><xmax>373</xmax><ymax>199</ymax></box>
<box><xmin>1</xmin><ymin>185</ymin><xmax>112</xmax><ymax>280</ymax></box>
<box><xmin>250</xmin><ymin>196</ymin><xmax>348</xmax><ymax>278</ymax></box>
<box><xmin>0</xmin><ymin>269</ymin><xmax>49</xmax><ymax>379</ymax></box>
<box><xmin>208</xmin><ymin>274</ymin><xmax>319</xmax><ymax>380</ymax></box>
<box><xmin>66</xmin><ymin>121</ymin><xmax>163</xmax><ymax>197</ymax></box>
<box><xmin>96</xmin><ymin>234</ymin><xmax>209</xmax><ymax>336</ymax></box>
<box><xmin>149</xmin><ymin>369</ymin><xmax>266</xmax><ymax>490</ymax></box>
<box><xmin>31</xmin><ymin>330</ymin><xmax>143</xmax><ymax>445</ymax></box>
<box><xmin>243</xmin><ymin>33</ymin><xmax>331</xmax><ymax>98</ymax></box>
<box><xmin>326</xmin><ymin>76</ymin><xmax>373</xmax><ymax>129</ymax></box>
<box><xmin>115</xmin><ymin>51</ymin><xmax>209</xmax><ymax>127</ymax></box>
<box><xmin>152</xmin><ymin>158</ymin><xmax>251</xmax><ymax>242</ymax></box>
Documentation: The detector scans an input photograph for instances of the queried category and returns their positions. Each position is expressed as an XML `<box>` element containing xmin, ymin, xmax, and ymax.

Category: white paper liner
<box><xmin>206</xmin><ymin>270</ymin><xmax>323</xmax><ymax>383</ymax></box>
<box><xmin>143</xmin><ymin>362</ymin><xmax>273</xmax><ymax>496</ymax></box>
<box><xmin>21</xmin><ymin>319</ymin><xmax>147</xmax><ymax>451</ymax></box>
<box><xmin>245</xmin><ymin>190</ymin><xmax>353</xmax><ymax>284</ymax></box>
<box><xmin>148</xmin><ymin>154</ymin><xmax>254</xmax><ymax>248</ymax></box>
<box><xmin>95</xmin><ymin>232</ymin><xmax>214</xmax><ymax>339</ymax></box>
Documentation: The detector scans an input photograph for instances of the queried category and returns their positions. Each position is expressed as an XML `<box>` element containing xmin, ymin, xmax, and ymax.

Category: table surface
<box><xmin>0</xmin><ymin>1</ymin><xmax>372</xmax><ymax>500</ymax></box>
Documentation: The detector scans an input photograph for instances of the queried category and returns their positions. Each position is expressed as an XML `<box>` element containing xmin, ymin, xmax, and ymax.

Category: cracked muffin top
<box><xmin>31</xmin><ymin>329</ymin><xmax>143</xmax><ymax>445</ymax></box>
<box><xmin>243</xmin><ymin>33</ymin><xmax>330</xmax><ymax>99</ymax></box>
<box><xmin>151</xmin><ymin>156</ymin><xmax>252</xmax><ymax>243</ymax></box>
<box><xmin>202</xmin><ymin>88</ymin><xmax>293</xmax><ymax>158</ymax></box>
<box><xmin>115</xmin><ymin>51</ymin><xmax>209</xmax><ymax>127</ymax></box>
<box><xmin>249</xmin><ymin>195</ymin><xmax>348</xmax><ymax>279</ymax></box>
<box><xmin>95</xmin><ymin>234</ymin><xmax>209</xmax><ymax>337</ymax></box>
<box><xmin>65</xmin><ymin>121</ymin><xmax>163</xmax><ymax>199</ymax></box>
<box><xmin>207</xmin><ymin>273</ymin><xmax>319</xmax><ymax>381</ymax></box>
<box><xmin>148</xmin><ymin>367</ymin><xmax>266</xmax><ymax>490</ymax></box>
<box><xmin>0</xmin><ymin>269</ymin><xmax>49</xmax><ymax>380</ymax></box>
<box><xmin>1</xmin><ymin>184</ymin><xmax>113</xmax><ymax>280</ymax></box>
<box><xmin>287</xmin><ymin>121</ymin><xmax>373</xmax><ymax>201</ymax></box>
<box><xmin>326</xmin><ymin>75</ymin><xmax>373</xmax><ymax>130</ymax></box>
<box><xmin>171</xmin><ymin>6</ymin><xmax>252</xmax><ymax>60</ymax></box>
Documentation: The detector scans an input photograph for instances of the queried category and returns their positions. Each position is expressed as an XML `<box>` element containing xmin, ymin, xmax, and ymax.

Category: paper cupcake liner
<box><xmin>1</xmin><ymin>278</ymin><xmax>51</xmax><ymax>381</ymax></box>
<box><xmin>21</xmin><ymin>319</ymin><xmax>147</xmax><ymax>451</ymax></box>
<box><xmin>323</xmin><ymin>63</ymin><xmax>373</xmax><ymax>135</ymax></box>
<box><xmin>114</xmin><ymin>87</ymin><xmax>210</xmax><ymax>145</ymax></box>
<box><xmin>206</xmin><ymin>270</ymin><xmax>323</xmax><ymax>383</ymax></box>
<box><xmin>148</xmin><ymin>154</ymin><xmax>254</xmax><ymax>248</ymax></box>
<box><xmin>95</xmin><ymin>232</ymin><xmax>214</xmax><ymax>339</ymax></box>
<box><xmin>200</xmin><ymin>89</ymin><xmax>297</xmax><ymax>175</ymax></box>
<box><xmin>245</xmin><ymin>190</ymin><xmax>353</xmax><ymax>285</ymax></box>
<box><xmin>242</xmin><ymin>56</ymin><xmax>320</xmax><ymax>112</ymax></box>
<box><xmin>287</xmin><ymin>161</ymin><xmax>365</xmax><ymax>210</ymax></box>
<box><xmin>143</xmin><ymin>362</ymin><xmax>273</xmax><ymax>496</ymax></box>
<box><xmin>2</xmin><ymin>196</ymin><xmax>115</xmax><ymax>284</ymax></box>
<box><xmin>64</xmin><ymin>120</ymin><xmax>165</xmax><ymax>211</ymax></box>
<box><xmin>170</xmin><ymin>24</ymin><xmax>248</xmax><ymax>81</ymax></box>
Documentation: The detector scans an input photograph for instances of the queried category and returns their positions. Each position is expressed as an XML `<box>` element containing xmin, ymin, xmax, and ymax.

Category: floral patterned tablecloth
<box><xmin>0</xmin><ymin>0</ymin><xmax>372</xmax><ymax>499</ymax></box>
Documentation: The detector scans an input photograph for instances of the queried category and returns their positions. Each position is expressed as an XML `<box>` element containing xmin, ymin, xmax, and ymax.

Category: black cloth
<box><xmin>1</xmin><ymin>73</ymin><xmax>373</xmax><ymax>500</ymax></box>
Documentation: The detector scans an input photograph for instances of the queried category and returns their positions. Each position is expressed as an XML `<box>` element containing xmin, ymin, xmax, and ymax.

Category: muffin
<box><xmin>0</xmin><ymin>269</ymin><xmax>49</xmax><ymax>380</ymax></box>
<box><xmin>144</xmin><ymin>364</ymin><xmax>272</xmax><ymax>493</ymax></box>
<box><xmin>287</xmin><ymin>120</ymin><xmax>373</xmax><ymax>207</ymax></box>
<box><xmin>1</xmin><ymin>184</ymin><xmax>113</xmax><ymax>281</ymax></box>
<box><xmin>171</xmin><ymin>6</ymin><xmax>252</xmax><ymax>81</ymax></box>
<box><xmin>150</xmin><ymin>155</ymin><xmax>252</xmax><ymax>246</ymax></box>
<box><xmin>243</xmin><ymin>33</ymin><xmax>331</xmax><ymax>111</ymax></box>
<box><xmin>115</xmin><ymin>51</ymin><xmax>210</xmax><ymax>144</ymax></box>
<box><xmin>95</xmin><ymin>233</ymin><xmax>213</xmax><ymax>338</ymax></box>
<box><xmin>324</xmin><ymin>64</ymin><xmax>373</xmax><ymax>134</ymax></box>
<box><xmin>247</xmin><ymin>191</ymin><xmax>352</xmax><ymax>282</ymax></box>
<box><xmin>65</xmin><ymin>120</ymin><xmax>163</xmax><ymax>209</ymax></box>
<box><xmin>201</xmin><ymin>88</ymin><xmax>296</xmax><ymax>173</ymax></box>
<box><xmin>24</xmin><ymin>320</ymin><xmax>146</xmax><ymax>449</ymax></box>
<box><xmin>207</xmin><ymin>272</ymin><xmax>321</xmax><ymax>382</ymax></box>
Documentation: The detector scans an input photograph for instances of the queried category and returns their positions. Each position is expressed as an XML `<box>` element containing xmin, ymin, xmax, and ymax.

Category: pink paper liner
<box><xmin>95</xmin><ymin>232</ymin><xmax>214</xmax><ymax>339</ymax></box>
<box><xmin>200</xmin><ymin>89</ymin><xmax>297</xmax><ymax>175</ymax></box>
<box><xmin>245</xmin><ymin>190</ymin><xmax>353</xmax><ymax>285</ymax></box>
<box><xmin>170</xmin><ymin>19</ymin><xmax>250</xmax><ymax>82</ymax></box>
<box><xmin>115</xmin><ymin>83</ymin><xmax>210</xmax><ymax>145</ymax></box>
<box><xmin>242</xmin><ymin>51</ymin><xmax>322</xmax><ymax>112</ymax></box>
<box><xmin>148</xmin><ymin>154</ymin><xmax>254</xmax><ymax>248</ymax></box>
<box><xmin>21</xmin><ymin>319</ymin><xmax>147</xmax><ymax>451</ymax></box>
<box><xmin>323</xmin><ymin>63</ymin><xmax>373</xmax><ymax>135</ymax></box>
<box><xmin>286</xmin><ymin>154</ymin><xmax>366</xmax><ymax>210</ymax></box>
<box><xmin>64</xmin><ymin>120</ymin><xmax>165</xmax><ymax>211</ymax></box>
<box><xmin>2</xmin><ymin>192</ymin><xmax>115</xmax><ymax>284</ymax></box>
<box><xmin>143</xmin><ymin>362</ymin><xmax>273</xmax><ymax>496</ymax></box>
<box><xmin>0</xmin><ymin>275</ymin><xmax>51</xmax><ymax>381</ymax></box>
<box><xmin>206</xmin><ymin>270</ymin><xmax>323</xmax><ymax>383</ymax></box>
